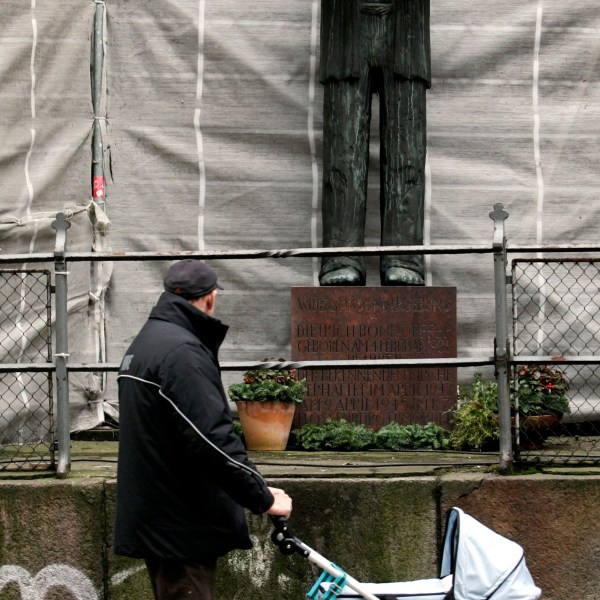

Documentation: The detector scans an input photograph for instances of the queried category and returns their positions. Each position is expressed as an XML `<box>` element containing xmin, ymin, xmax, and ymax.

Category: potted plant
<box><xmin>450</xmin><ymin>367</ymin><xmax>571</xmax><ymax>452</ymax></box>
<box><xmin>514</xmin><ymin>364</ymin><xmax>570</xmax><ymax>449</ymax></box>
<box><xmin>514</xmin><ymin>364</ymin><xmax>570</xmax><ymax>417</ymax></box>
<box><xmin>228</xmin><ymin>359</ymin><xmax>307</xmax><ymax>451</ymax></box>
<box><xmin>449</xmin><ymin>373</ymin><xmax>500</xmax><ymax>451</ymax></box>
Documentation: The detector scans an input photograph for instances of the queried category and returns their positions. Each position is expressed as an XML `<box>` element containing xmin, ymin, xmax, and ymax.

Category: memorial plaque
<box><xmin>291</xmin><ymin>287</ymin><xmax>457</xmax><ymax>429</ymax></box>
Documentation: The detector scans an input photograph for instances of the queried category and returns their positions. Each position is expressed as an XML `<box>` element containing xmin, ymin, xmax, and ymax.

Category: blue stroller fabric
<box><xmin>318</xmin><ymin>507</ymin><xmax>541</xmax><ymax>600</ymax></box>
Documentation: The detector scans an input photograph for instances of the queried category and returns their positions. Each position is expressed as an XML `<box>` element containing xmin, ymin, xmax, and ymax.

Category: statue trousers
<box><xmin>320</xmin><ymin>7</ymin><xmax>428</xmax><ymax>283</ymax></box>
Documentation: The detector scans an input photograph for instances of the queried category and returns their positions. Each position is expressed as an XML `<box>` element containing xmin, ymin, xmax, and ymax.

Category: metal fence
<box><xmin>2</xmin><ymin>206</ymin><xmax>600</xmax><ymax>474</ymax></box>
<box><xmin>512</xmin><ymin>259</ymin><xmax>600</xmax><ymax>464</ymax></box>
<box><xmin>0</xmin><ymin>270</ymin><xmax>54</xmax><ymax>470</ymax></box>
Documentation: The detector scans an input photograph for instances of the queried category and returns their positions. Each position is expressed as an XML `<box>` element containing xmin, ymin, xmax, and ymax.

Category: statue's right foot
<box><xmin>319</xmin><ymin>267</ymin><xmax>364</xmax><ymax>286</ymax></box>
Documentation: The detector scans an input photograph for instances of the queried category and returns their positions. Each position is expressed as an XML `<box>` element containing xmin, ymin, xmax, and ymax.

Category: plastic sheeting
<box><xmin>0</xmin><ymin>2</ymin><xmax>111</xmax><ymax>431</ymax></box>
<box><xmin>1</xmin><ymin>1</ymin><xmax>599</xmax><ymax>426</ymax></box>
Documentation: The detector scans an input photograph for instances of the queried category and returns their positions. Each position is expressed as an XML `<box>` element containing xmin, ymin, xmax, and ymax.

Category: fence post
<box><xmin>490</xmin><ymin>203</ymin><xmax>512</xmax><ymax>472</ymax></box>
<box><xmin>52</xmin><ymin>213</ymin><xmax>71</xmax><ymax>477</ymax></box>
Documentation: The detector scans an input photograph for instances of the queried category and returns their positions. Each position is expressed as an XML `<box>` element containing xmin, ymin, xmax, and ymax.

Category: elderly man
<box><xmin>114</xmin><ymin>260</ymin><xmax>292</xmax><ymax>600</ymax></box>
<box><xmin>319</xmin><ymin>0</ymin><xmax>431</xmax><ymax>287</ymax></box>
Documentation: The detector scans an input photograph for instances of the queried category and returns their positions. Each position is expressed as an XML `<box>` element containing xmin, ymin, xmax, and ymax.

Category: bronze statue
<box><xmin>319</xmin><ymin>0</ymin><xmax>431</xmax><ymax>286</ymax></box>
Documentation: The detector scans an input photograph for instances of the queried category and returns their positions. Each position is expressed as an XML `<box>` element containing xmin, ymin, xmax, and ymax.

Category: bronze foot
<box><xmin>382</xmin><ymin>267</ymin><xmax>425</xmax><ymax>286</ymax></box>
<box><xmin>319</xmin><ymin>266</ymin><xmax>365</xmax><ymax>286</ymax></box>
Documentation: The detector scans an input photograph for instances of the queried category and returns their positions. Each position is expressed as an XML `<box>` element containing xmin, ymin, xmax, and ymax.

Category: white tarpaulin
<box><xmin>0</xmin><ymin>0</ymin><xmax>598</xmax><ymax>427</ymax></box>
<box><xmin>0</xmin><ymin>1</ymin><xmax>111</xmax><ymax>430</ymax></box>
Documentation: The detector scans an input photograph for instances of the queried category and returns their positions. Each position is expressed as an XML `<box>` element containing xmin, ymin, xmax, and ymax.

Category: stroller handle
<box><xmin>269</xmin><ymin>517</ymin><xmax>380</xmax><ymax>600</ymax></box>
<box><xmin>270</xmin><ymin>516</ymin><xmax>310</xmax><ymax>557</ymax></box>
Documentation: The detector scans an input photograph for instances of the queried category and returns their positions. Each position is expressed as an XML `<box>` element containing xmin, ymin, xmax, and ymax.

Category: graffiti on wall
<box><xmin>0</xmin><ymin>563</ymin><xmax>146</xmax><ymax>599</ymax></box>
<box><xmin>0</xmin><ymin>565</ymin><xmax>98</xmax><ymax>599</ymax></box>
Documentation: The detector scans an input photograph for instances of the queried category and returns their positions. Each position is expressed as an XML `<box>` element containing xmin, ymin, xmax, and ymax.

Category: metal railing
<box><xmin>2</xmin><ymin>204</ymin><xmax>600</xmax><ymax>474</ymax></box>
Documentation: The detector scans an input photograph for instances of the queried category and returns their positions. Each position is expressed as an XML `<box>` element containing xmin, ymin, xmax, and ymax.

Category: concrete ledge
<box><xmin>0</xmin><ymin>479</ymin><xmax>106</xmax><ymax>600</ymax></box>
<box><xmin>0</xmin><ymin>449</ymin><xmax>598</xmax><ymax>599</ymax></box>
<box><xmin>439</xmin><ymin>473</ymin><xmax>600</xmax><ymax>600</ymax></box>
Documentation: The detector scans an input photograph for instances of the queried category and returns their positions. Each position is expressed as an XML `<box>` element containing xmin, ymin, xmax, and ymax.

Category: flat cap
<box><xmin>163</xmin><ymin>260</ymin><xmax>222</xmax><ymax>299</ymax></box>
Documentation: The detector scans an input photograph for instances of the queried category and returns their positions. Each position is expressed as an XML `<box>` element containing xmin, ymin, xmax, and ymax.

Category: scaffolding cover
<box><xmin>0</xmin><ymin>1</ymin><xmax>599</xmax><ymax>425</ymax></box>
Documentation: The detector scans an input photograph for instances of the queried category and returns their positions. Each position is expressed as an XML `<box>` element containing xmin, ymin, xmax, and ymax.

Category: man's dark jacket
<box><xmin>114</xmin><ymin>292</ymin><xmax>274</xmax><ymax>560</ymax></box>
<box><xmin>320</xmin><ymin>0</ymin><xmax>431</xmax><ymax>85</ymax></box>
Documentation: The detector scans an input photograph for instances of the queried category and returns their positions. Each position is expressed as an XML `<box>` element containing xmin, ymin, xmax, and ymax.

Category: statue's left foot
<box><xmin>382</xmin><ymin>267</ymin><xmax>424</xmax><ymax>286</ymax></box>
<box><xmin>320</xmin><ymin>266</ymin><xmax>365</xmax><ymax>286</ymax></box>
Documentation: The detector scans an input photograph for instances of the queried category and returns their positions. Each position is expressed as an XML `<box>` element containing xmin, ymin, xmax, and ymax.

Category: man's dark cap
<box><xmin>163</xmin><ymin>260</ymin><xmax>223</xmax><ymax>299</ymax></box>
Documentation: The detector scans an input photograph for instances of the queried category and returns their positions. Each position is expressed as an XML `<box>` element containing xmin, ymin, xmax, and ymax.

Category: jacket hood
<box><xmin>149</xmin><ymin>291</ymin><xmax>229</xmax><ymax>358</ymax></box>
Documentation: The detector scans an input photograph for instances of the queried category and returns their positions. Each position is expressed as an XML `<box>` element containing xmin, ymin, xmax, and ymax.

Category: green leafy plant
<box><xmin>376</xmin><ymin>422</ymin><xmax>450</xmax><ymax>451</ymax></box>
<box><xmin>228</xmin><ymin>359</ymin><xmax>307</xmax><ymax>405</ymax></box>
<box><xmin>449</xmin><ymin>366</ymin><xmax>571</xmax><ymax>451</ymax></box>
<box><xmin>293</xmin><ymin>419</ymin><xmax>376</xmax><ymax>451</ymax></box>
<box><xmin>449</xmin><ymin>373</ymin><xmax>500</xmax><ymax>451</ymax></box>
<box><xmin>515</xmin><ymin>364</ymin><xmax>570</xmax><ymax>417</ymax></box>
<box><xmin>292</xmin><ymin>419</ymin><xmax>450</xmax><ymax>451</ymax></box>
<box><xmin>232</xmin><ymin>419</ymin><xmax>244</xmax><ymax>439</ymax></box>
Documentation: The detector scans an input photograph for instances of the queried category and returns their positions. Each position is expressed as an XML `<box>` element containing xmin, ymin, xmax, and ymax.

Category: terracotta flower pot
<box><xmin>235</xmin><ymin>401</ymin><xmax>296</xmax><ymax>451</ymax></box>
<box><xmin>518</xmin><ymin>414</ymin><xmax>562</xmax><ymax>450</ymax></box>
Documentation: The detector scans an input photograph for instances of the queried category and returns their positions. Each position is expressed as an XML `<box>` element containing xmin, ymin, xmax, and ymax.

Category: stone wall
<box><xmin>0</xmin><ymin>475</ymin><xmax>598</xmax><ymax>599</ymax></box>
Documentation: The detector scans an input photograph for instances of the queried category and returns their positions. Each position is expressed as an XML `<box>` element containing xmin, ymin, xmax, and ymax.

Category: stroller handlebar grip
<box><xmin>269</xmin><ymin>516</ymin><xmax>310</xmax><ymax>558</ymax></box>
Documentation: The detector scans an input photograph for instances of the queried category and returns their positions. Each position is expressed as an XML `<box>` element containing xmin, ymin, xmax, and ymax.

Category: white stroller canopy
<box><xmin>317</xmin><ymin>507</ymin><xmax>541</xmax><ymax>600</ymax></box>
<box><xmin>441</xmin><ymin>507</ymin><xmax>541</xmax><ymax>600</ymax></box>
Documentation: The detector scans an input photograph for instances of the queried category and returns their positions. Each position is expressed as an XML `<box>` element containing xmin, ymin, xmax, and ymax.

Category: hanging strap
<box><xmin>307</xmin><ymin>563</ymin><xmax>348</xmax><ymax>600</ymax></box>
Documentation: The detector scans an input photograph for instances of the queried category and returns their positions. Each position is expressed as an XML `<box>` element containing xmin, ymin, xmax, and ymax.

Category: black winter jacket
<box><xmin>113</xmin><ymin>292</ymin><xmax>274</xmax><ymax>560</ymax></box>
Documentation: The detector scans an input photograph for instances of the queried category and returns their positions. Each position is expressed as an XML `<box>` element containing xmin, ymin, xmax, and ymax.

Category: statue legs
<box><xmin>319</xmin><ymin>75</ymin><xmax>371</xmax><ymax>286</ymax></box>
<box><xmin>319</xmin><ymin>71</ymin><xmax>427</xmax><ymax>286</ymax></box>
<box><xmin>379</xmin><ymin>75</ymin><xmax>427</xmax><ymax>286</ymax></box>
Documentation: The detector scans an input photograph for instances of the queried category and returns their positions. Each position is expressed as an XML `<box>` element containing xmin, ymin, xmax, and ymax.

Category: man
<box><xmin>319</xmin><ymin>0</ymin><xmax>431</xmax><ymax>287</ymax></box>
<box><xmin>114</xmin><ymin>259</ymin><xmax>292</xmax><ymax>600</ymax></box>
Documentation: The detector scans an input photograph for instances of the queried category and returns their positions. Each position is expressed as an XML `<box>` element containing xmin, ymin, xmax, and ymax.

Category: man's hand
<box><xmin>266</xmin><ymin>487</ymin><xmax>292</xmax><ymax>519</ymax></box>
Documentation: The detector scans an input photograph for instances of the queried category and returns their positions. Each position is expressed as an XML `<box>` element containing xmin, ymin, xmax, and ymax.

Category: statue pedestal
<box><xmin>291</xmin><ymin>287</ymin><xmax>457</xmax><ymax>429</ymax></box>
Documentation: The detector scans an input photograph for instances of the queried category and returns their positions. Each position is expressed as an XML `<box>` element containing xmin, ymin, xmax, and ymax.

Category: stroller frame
<box><xmin>271</xmin><ymin>508</ymin><xmax>542</xmax><ymax>600</ymax></box>
<box><xmin>271</xmin><ymin>517</ymin><xmax>380</xmax><ymax>600</ymax></box>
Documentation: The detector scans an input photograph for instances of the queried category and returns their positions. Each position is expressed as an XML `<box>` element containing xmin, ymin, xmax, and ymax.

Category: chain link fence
<box><xmin>512</xmin><ymin>259</ymin><xmax>600</xmax><ymax>464</ymax></box>
<box><xmin>2</xmin><ymin>209</ymin><xmax>600</xmax><ymax>473</ymax></box>
<box><xmin>0</xmin><ymin>270</ymin><xmax>54</xmax><ymax>470</ymax></box>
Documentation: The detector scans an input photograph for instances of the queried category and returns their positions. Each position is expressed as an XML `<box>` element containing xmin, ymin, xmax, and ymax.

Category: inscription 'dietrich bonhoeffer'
<box><xmin>291</xmin><ymin>287</ymin><xmax>457</xmax><ymax>429</ymax></box>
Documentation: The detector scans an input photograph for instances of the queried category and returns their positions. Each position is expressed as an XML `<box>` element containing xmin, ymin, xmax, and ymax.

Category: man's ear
<box><xmin>205</xmin><ymin>289</ymin><xmax>217</xmax><ymax>313</ymax></box>
<box><xmin>189</xmin><ymin>289</ymin><xmax>217</xmax><ymax>315</ymax></box>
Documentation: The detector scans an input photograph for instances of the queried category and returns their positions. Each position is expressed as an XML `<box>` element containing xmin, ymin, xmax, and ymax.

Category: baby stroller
<box><xmin>271</xmin><ymin>507</ymin><xmax>541</xmax><ymax>600</ymax></box>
